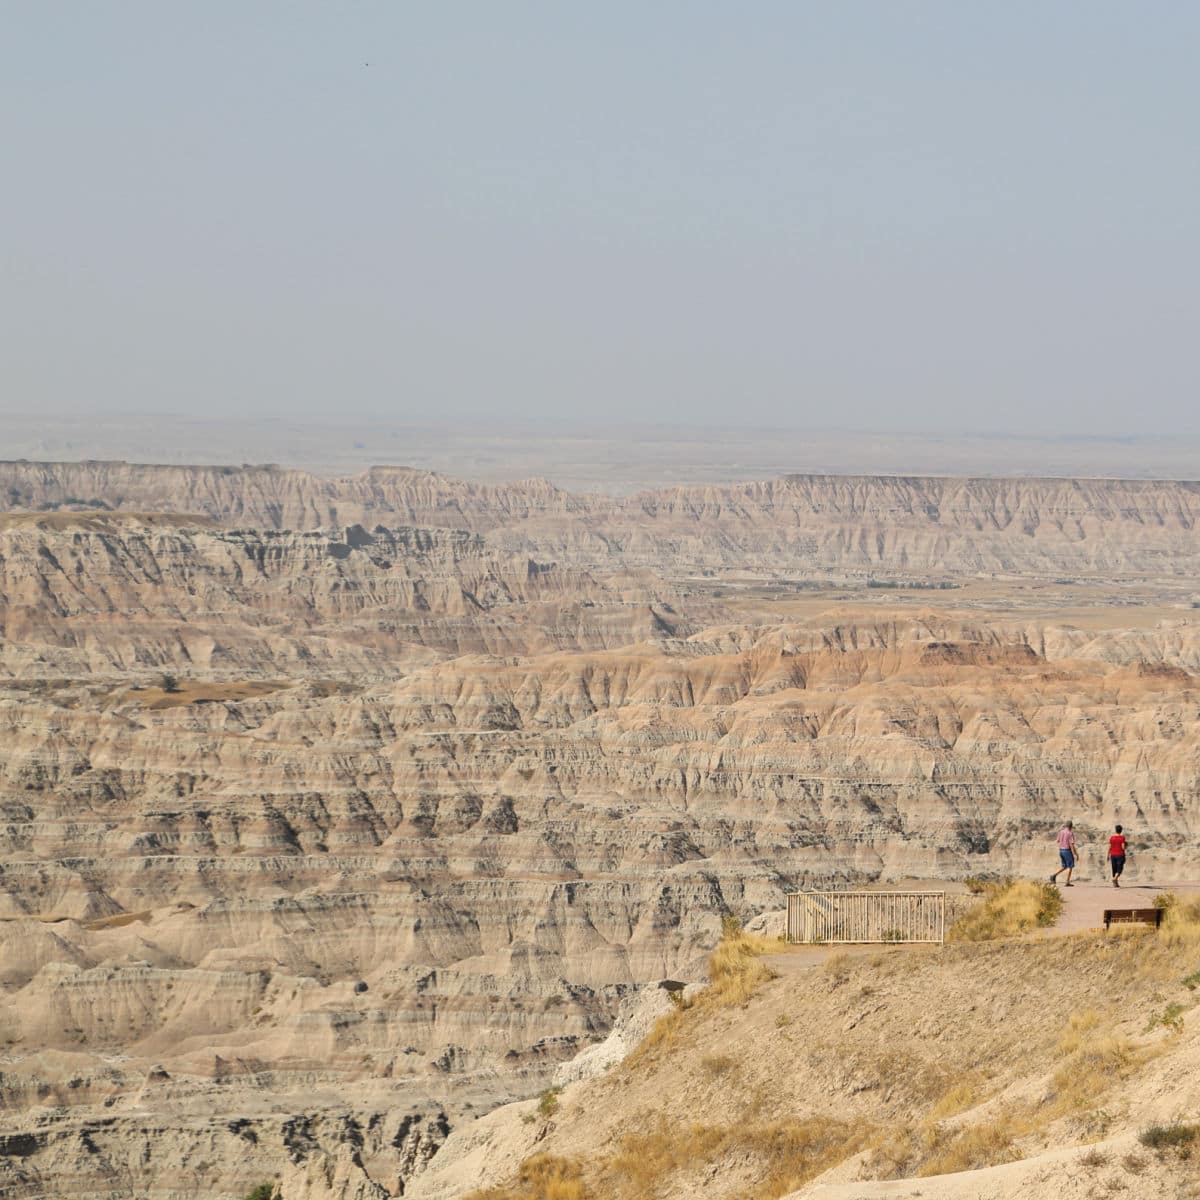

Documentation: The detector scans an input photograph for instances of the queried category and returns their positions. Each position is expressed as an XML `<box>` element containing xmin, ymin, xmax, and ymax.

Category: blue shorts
<box><xmin>1059</xmin><ymin>849</ymin><xmax>1075</xmax><ymax>869</ymax></box>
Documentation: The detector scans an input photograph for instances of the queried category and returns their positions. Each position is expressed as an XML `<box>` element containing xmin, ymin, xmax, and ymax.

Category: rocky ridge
<box><xmin>5</xmin><ymin>461</ymin><xmax>1200</xmax><ymax>577</ymax></box>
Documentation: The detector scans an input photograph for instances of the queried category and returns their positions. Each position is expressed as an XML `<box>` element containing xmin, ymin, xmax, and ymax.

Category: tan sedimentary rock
<box><xmin>4</xmin><ymin>461</ymin><xmax>1200</xmax><ymax>576</ymax></box>
<box><xmin>0</xmin><ymin>516</ymin><xmax>688</xmax><ymax>678</ymax></box>
<box><xmin>1</xmin><ymin>465</ymin><xmax>1199</xmax><ymax>1198</ymax></box>
<box><xmin>271</xmin><ymin>1145</ymin><xmax>390</xmax><ymax>1200</ymax></box>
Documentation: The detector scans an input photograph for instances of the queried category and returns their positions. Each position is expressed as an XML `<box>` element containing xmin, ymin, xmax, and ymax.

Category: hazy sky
<box><xmin>4</xmin><ymin>3</ymin><xmax>1199</xmax><ymax>434</ymax></box>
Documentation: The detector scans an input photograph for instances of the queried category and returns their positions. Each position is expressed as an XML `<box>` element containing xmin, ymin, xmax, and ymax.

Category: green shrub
<box><xmin>1138</xmin><ymin>1122</ymin><xmax>1199</xmax><ymax>1151</ymax></box>
<box><xmin>1144</xmin><ymin>1002</ymin><xmax>1186</xmax><ymax>1034</ymax></box>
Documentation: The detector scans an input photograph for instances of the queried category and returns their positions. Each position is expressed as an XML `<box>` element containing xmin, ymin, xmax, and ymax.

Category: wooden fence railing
<box><xmin>786</xmin><ymin>890</ymin><xmax>946</xmax><ymax>944</ymax></box>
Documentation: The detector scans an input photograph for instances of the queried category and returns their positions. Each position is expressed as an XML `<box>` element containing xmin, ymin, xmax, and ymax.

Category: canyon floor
<box><xmin>1</xmin><ymin>460</ymin><xmax>1198</xmax><ymax>1198</ymax></box>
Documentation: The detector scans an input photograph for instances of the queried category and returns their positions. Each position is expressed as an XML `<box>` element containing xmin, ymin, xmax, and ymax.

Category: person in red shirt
<box><xmin>1108</xmin><ymin>824</ymin><xmax>1128</xmax><ymax>888</ymax></box>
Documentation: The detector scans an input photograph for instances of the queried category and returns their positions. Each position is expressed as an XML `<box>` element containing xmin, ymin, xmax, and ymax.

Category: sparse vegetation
<box><xmin>963</xmin><ymin>873</ymin><xmax>1011</xmax><ymax>894</ymax></box>
<box><xmin>467</xmin><ymin>1154</ymin><xmax>587</xmax><ymax>1200</ymax></box>
<box><xmin>603</xmin><ymin>1114</ymin><xmax>874</xmax><ymax>1200</ymax></box>
<box><xmin>948</xmin><ymin>878</ymin><xmax>1062</xmax><ymax>941</ymax></box>
<box><xmin>1162</xmin><ymin>896</ymin><xmax>1200</xmax><ymax>954</ymax></box>
<box><xmin>537</xmin><ymin>1087</ymin><xmax>561</xmax><ymax>1120</ymax></box>
<box><xmin>118</xmin><ymin>678</ymin><xmax>289</xmax><ymax>709</ymax></box>
<box><xmin>705</xmin><ymin>925</ymin><xmax>780</xmax><ymax>1006</ymax></box>
<box><xmin>866</xmin><ymin>579</ymin><xmax>959</xmax><ymax>590</ymax></box>
<box><xmin>822</xmin><ymin>951</ymin><xmax>851</xmax><ymax>982</ymax></box>
<box><xmin>1138</xmin><ymin>1121</ymin><xmax>1199</xmax><ymax>1153</ymax></box>
<box><xmin>927</xmin><ymin>1079</ymin><xmax>986</xmax><ymax>1121</ymax></box>
<box><xmin>1049</xmin><ymin>1009</ymin><xmax>1138</xmax><ymax>1113</ymax></box>
<box><xmin>242</xmin><ymin>1186</ymin><xmax>274</xmax><ymax>1200</ymax></box>
<box><xmin>914</xmin><ymin>1112</ymin><xmax>1029</xmax><ymax>1176</ymax></box>
<box><xmin>1057</xmin><ymin>1008</ymin><xmax>1102</xmax><ymax>1055</ymax></box>
<box><xmin>625</xmin><ymin>920</ymin><xmax>779</xmax><ymax>1067</ymax></box>
<box><xmin>82</xmin><ymin>910</ymin><xmax>152</xmax><ymax>931</ymax></box>
<box><xmin>1144</xmin><ymin>1002</ymin><xmax>1186</xmax><ymax>1034</ymax></box>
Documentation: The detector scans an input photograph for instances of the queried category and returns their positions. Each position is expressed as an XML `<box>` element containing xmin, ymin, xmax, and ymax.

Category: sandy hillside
<box><xmin>419</xmin><ymin>894</ymin><xmax>1200</xmax><ymax>1200</ymax></box>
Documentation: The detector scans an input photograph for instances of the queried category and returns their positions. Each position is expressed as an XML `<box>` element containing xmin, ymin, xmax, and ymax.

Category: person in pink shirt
<box><xmin>1049</xmin><ymin>820</ymin><xmax>1080</xmax><ymax>887</ymax></box>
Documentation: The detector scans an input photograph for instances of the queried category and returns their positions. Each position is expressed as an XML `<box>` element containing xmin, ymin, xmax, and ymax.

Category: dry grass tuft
<box><xmin>604</xmin><ymin>1114</ymin><xmax>873</xmax><ymax>1200</ymax></box>
<box><xmin>1051</xmin><ymin>1035</ymin><xmax>1132</xmax><ymax>1112</ymax></box>
<box><xmin>867</xmin><ymin>1103</ymin><xmax>1038</xmax><ymax>1180</ymax></box>
<box><xmin>1163</xmin><ymin>897</ymin><xmax>1200</xmax><ymax>954</ymax></box>
<box><xmin>466</xmin><ymin>1154</ymin><xmax>587</xmax><ymax>1200</ymax></box>
<box><xmin>948</xmin><ymin>879</ymin><xmax>1062</xmax><ymax>941</ymax></box>
<box><xmin>1057</xmin><ymin>1008</ymin><xmax>1102</xmax><ymax>1055</ymax></box>
<box><xmin>927</xmin><ymin>1079</ymin><xmax>987</xmax><ymax>1121</ymax></box>
<box><xmin>862</xmin><ymin>1002</ymin><xmax>1141</xmax><ymax>1179</ymax></box>
<box><xmin>963</xmin><ymin>874</ymin><xmax>1008</xmax><ymax>895</ymax></box>
<box><xmin>822</xmin><ymin>951</ymin><xmax>851</xmax><ymax>983</ymax></box>
<box><xmin>625</xmin><ymin>923</ymin><xmax>779</xmax><ymax>1069</ymax></box>
<box><xmin>708</xmin><ymin>929</ymin><xmax>781</xmax><ymax>1005</ymax></box>
<box><xmin>915</xmin><ymin>1111</ymin><xmax>1030</xmax><ymax>1177</ymax></box>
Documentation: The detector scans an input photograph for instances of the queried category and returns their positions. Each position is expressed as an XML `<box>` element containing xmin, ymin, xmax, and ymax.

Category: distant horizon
<box><xmin>5</xmin><ymin>409</ymin><xmax>1200</xmax><ymax>442</ymax></box>
<box><xmin>2</xmin><ymin>413</ymin><xmax>1198</xmax><ymax>494</ymax></box>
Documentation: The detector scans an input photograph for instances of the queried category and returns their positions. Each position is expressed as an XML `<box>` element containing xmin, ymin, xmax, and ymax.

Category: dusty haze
<box><xmin>4</xmin><ymin>417</ymin><xmax>1200</xmax><ymax>493</ymax></box>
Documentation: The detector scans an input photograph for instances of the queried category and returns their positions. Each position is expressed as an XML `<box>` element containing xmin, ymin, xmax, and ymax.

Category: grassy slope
<box><xmin>468</xmin><ymin>897</ymin><xmax>1200</xmax><ymax>1200</ymax></box>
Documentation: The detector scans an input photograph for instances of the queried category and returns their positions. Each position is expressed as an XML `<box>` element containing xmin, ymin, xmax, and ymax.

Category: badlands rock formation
<box><xmin>0</xmin><ymin>462</ymin><xmax>1198</xmax><ymax>1198</ymax></box>
<box><xmin>4</xmin><ymin>460</ymin><xmax>1200</xmax><ymax>577</ymax></box>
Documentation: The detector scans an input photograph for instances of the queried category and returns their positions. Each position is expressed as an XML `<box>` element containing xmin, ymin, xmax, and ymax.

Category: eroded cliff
<box><xmin>1</xmin><ymin>465</ymin><xmax>1198</xmax><ymax>1198</ymax></box>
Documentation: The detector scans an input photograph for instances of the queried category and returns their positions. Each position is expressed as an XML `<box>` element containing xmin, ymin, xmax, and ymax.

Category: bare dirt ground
<box><xmin>716</xmin><ymin>580</ymin><xmax>1200</xmax><ymax>626</ymax></box>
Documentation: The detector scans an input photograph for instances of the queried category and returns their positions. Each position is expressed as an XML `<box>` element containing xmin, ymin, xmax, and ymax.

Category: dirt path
<box><xmin>761</xmin><ymin>942</ymin><xmax>934</xmax><ymax>977</ymax></box>
<box><xmin>1046</xmin><ymin>878</ymin><xmax>1200</xmax><ymax>934</ymax></box>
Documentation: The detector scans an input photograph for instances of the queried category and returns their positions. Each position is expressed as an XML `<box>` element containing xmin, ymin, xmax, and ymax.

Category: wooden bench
<box><xmin>1103</xmin><ymin>907</ymin><xmax>1163</xmax><ymax>930</ymax></box>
